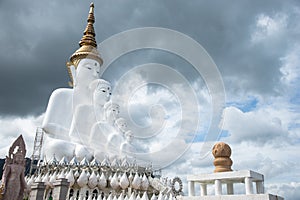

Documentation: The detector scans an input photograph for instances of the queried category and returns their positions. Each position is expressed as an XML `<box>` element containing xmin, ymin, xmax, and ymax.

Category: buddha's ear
<box><xmin>70</xmin><ymin>65</ymin><xmax>76</xmax><ymax>86</ymax></box>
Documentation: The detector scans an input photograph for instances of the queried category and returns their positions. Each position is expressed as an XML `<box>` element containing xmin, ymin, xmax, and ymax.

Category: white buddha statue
<box><xmin>120</xmin><ymin>130</ymin><xmax>136</xmax><ymax>158</ymax></box>
<box><xmin>104</xmin><ymin>117</ymin><xmax>129</xmax><ymax>157</ymax></box>
<box><xmin>42</xmin><ymin>3</ymin><xmax>103</xmax><ymax>141</ymax></box>
<box><xmin>69</xmin><ymin>79</ymin><xmax>111</xmax><ymax>144</ymax></box>
<box><xmin>90</xmin><ymin>101</ymin><xmax>120</xmax><ymax>158</ymax></box>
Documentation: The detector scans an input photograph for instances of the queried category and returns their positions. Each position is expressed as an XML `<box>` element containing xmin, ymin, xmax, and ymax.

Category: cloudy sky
<box><xmin>0</xmin><ymin>0</ymin><xmax>300</xmax><ymax>199</ymax></box>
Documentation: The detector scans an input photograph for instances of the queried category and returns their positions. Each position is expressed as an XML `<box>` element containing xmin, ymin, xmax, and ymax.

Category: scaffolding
<box><xmin>29</xmin><ymin>127</ymin><xmax>44</xmax><ymax>174</ymax></box>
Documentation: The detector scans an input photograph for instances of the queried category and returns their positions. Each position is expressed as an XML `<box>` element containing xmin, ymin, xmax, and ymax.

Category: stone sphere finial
<box><xmin>212</xmin><ymin>142</ymin><xmax>233</xmax><ymax>173</ymax></box>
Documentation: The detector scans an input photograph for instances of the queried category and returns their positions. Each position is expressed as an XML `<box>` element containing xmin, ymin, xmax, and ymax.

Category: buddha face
<box><xmin>93</xmin><ymin>81</ymin><xmax>112</xmax><ymax>106</ymax></box>
<box><xmin>75</xmin><ymin>58</ymin><xmax>100</xmax><ymax>87</ymax></box>
<box><xmin>125</xmin><ymin>130</ymin><xmax>133</xmax><ymax>143</ymax></box>
<box><xmin>115</xmin><ymin>118</ymin><xmax>128</xmax><ymax>133</ymax></box>
<box><xmin>105</xmin><ymin>102</ymin><xmax>120</xmax><ymax>122</ymax></box>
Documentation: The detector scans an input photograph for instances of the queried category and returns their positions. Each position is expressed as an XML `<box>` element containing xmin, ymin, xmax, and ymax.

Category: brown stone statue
<box><xmin>0</xmin><ymin>135</ymin><xmax>27</xmax><ymax>200</ymax></box>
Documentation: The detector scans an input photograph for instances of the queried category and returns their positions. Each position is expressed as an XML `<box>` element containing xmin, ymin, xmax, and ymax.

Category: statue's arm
<box><xmin>2</xmin><ymin>165</ymin><xmax>10</xmax><ymax>194</ymax></box>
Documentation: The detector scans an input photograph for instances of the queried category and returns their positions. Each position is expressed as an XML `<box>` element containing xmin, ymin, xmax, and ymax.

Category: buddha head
<box><xmin>125</xmin><ymin>130</ymin><xmax>133</xmax><ymax>143</ymax></box>
<box><xmin>115</xmin><ymin>118</ymin><xmax>128</xmax><ymax>133</ymax></box>
<box><xmin>73</xmin><ymin>58</ymin><xmax>101</xmax><ymax>87</ymax></box>
<box><xmin>104</xmin><ymin>101</ymin><xmax>120</xmax><ymax>123</ymax></box>
<box><xmin>91</xmin><ymin>79</ymin><xmax>112</xmax><ymax>107</ymax></box>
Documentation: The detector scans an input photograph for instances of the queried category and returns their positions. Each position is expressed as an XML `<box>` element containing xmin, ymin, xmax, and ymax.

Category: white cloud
<box><xmin>222</xmin><ymin>106</ymin><xmax>288</xmax><ymax>145</ymax></box>
<box><xmin>251</xmin><ymin>13</ymin><xmax>287</xmax><ymax>43</ymax></box>
<box><xmin>280</xmin><ymin>46</ymin><xmax>300</xmax><ymax>86</ymax></box>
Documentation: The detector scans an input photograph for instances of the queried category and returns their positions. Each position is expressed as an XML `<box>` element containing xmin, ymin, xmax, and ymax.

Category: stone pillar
<box><xmin>52</xmin><ymin>178</ymin><xmax>70</xmax><ymax>200</ymax></box>
<box><xmin>188</xmin><ymin>181</ymin><xmax>195</xmax><ymax>196</ymax></box>
<box><xmin>30</xmin><ymin>182</ymin><xmax>46</xmax><ymax>200</ymax></box>
<box><xmin>227</xmin><ymin>183</ymin><xmax>234</xmax><ymax>195</ymax></box>
<box><xmin>215</xmin><ymin>179</ymin><xmax>222</xmax><ymax>195</ymax></box>
<box><xmin>256</xmin><ymin>181</ymin><xmax>264</xmax><ymax>194</ymax></box>
<box><xmin>245</xmin><ymin>177</ymin><xmax>253</xmax><ymax>195</ymax></box>
<box><xmin>200</xmin><ymin>184</ymin><xmax>207</xmax><ymax>196</ymax></box>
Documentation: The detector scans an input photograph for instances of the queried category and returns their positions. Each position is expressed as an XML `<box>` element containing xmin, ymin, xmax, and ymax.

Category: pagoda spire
<box><xmin>79</xmin><ymin>2</ymin><xmax>97</xmax><ymax>48</ymax></box>
<box><xmin>69</xmin><ymin>2</ymin><xmax>103</xmax><ymax>67</ymax></box>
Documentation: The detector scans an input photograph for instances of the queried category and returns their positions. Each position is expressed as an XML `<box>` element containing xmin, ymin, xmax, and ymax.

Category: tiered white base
<box><xmin>180</xmin><ymin>194</ymin><xmax>283</xmax><ymax>200</ymax></box>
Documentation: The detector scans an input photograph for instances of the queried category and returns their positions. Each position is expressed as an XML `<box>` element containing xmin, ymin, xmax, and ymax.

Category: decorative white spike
<box><xmin>113</xmin><ymin>195</ymin><xmax>118</xmax><ymax>200</ymax></box>
<box><xmin>110</xmin><ymin>173</ymin><xmax>119</xmax><ymax>190</ymax></box>
<box><xmin>80</xmin><ymin>157</ymin><xmax>89</xmax><ymax>166</ymax></box>
<box><xmin>70</xmin><ymin>156</ymin><xmax>79</xmax><ymax>166</ymax></box>
<box><xmin>88</xmin><ymin>170</ymin><xmax>98</xmax><ymax>189</ymax></box>
<box><xmin>59</xmin><ymin>156</ymin><xmax>69</xmax><ymax>165</ymax></box>
<box><xmin>66</xmin><ymin>170</ymin><xmax>75</xmax><ymax>186</ymax></box>
<box><xmin>77</xmin><ymin>169</ymin><xmax>88</xmax><ymax>187</ymax></box>
<box><xmin>120</xmin><ymin>172</ymin><xmax>130</xmax><ymax>189</ymax></box>
<box><xmin>121</xmin><ymin>157</ymin><xmax>130</xmax><ymax>170</ymax></box>
<box><xmin>98</xmin><ymin>172</ymin><xmax>107</xmax><ymax>189</ymax></box>
<box><xmin>101</xmin><ymin>156</ymin><xmax>110</xmax><ymax>168</ymax></box>
<box><xmin>132</xmin><ymin>173</ymin><xmax>141</xmax><ymax>190</ymax></box>
<box><xmin>141</xmin><ymin>192</ymin><xmax>149</xmax><ymax>200</ymax></box>
<box><xmin>141</xmin><ymin>174</ymin><xmax>149</xmax><ymax>190</ymax></box>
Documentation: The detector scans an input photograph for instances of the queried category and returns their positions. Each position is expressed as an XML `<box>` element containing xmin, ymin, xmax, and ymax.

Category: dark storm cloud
<box><xmin>0</xmin><ymin>0</ymin><xmax>299</xmax><ymax>116</ymax></box>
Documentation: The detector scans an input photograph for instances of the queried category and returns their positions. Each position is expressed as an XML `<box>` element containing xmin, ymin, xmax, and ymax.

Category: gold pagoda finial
<box><xmin>67</xmin><ymin>2</ymin><xmax>103</xmax><ymax>86</ymax></box>
<box><xmin>79</xmin><ymin>2</ymin><xmax>97</xmax><ymax>48</ymax></box>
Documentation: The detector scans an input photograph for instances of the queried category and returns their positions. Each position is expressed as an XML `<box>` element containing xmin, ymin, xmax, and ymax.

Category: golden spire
<box><xmin>79</xmin><ymin>2</ymin><xmax>97</xmax><ymax>48</ymax></box>
<box><xmin>67</xmin><ymin>3</ymin><xmax>103</xmax><ymax>85</ymax></box>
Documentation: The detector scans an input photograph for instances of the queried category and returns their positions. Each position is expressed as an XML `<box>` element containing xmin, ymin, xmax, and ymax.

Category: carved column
<box><xmin>52</xmin><ymin>178</ymin><xmax>70</xmax><ymax>200</ymax></box>
<box><xmin>30</xmin><ymin>182</ymin><xmax>46</xmax><ymax>200</ymax></box>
